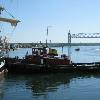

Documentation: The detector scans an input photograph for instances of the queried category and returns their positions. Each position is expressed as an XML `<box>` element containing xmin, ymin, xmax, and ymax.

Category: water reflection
<box><xmin>26</xmin><ymin>73</ymin><xmax>71</xmax><ymax>96</ymax></box>
<box><xmin>25</xmin><ymin>73</ymin><xmax>96</xmax><ymax>98</ymax></box>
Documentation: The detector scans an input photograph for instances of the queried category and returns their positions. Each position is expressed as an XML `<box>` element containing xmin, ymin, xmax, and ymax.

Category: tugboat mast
<box><xmin>46</xmin><ymin>26</ymin><xmax>52</xmax><ymax>47</ymax></box>
<box><xmin>46</xmin><ymin>27</ymin><xmax>48</xmax><ymax>47</ymax></box>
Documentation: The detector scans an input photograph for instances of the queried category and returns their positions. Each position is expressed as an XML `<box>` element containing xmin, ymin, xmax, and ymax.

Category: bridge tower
<box><xmin>68</xmin><ymin>30</ymin><xmax>71</xmax><ymax>62</ymax></box>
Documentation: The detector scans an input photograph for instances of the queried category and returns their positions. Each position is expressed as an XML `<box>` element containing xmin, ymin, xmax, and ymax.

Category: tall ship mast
<box><xmin>0</xmin><ymin>6</ymin><xmax>20</xmax><ymax>75</ymax></box>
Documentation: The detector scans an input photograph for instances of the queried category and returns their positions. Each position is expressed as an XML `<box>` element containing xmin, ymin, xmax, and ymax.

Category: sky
<box><xmin>1</xmin><ymin>0</ymin><xmax>100</xmax><ymax>43</ymax></box>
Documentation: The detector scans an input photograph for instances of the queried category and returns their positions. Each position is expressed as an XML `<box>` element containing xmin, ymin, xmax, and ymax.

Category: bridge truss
<box><xmin>71</xmin><ymin>33</ymin><xmax>100</xmax><ymax>38</ymax></box>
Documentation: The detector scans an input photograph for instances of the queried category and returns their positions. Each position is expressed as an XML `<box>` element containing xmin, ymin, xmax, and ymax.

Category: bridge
<box><xmin>71</xmin><ymin>33</ymin><xmax>100</xmax><ymax>38</ymax></box>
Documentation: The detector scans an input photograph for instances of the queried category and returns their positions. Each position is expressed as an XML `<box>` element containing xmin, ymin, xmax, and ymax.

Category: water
<box><xmin>1</xmin><ymin>73</ymin><xmax>100</xmax><ymax>100</ymax></box>
<box><xmin>1</xmin><ymin>46</ymin><xmax>100</xmax><ymax>100</ymax></box>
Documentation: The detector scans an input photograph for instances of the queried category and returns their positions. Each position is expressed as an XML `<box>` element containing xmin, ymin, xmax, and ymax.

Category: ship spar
<box><xmin>0</xmin><ymin>6</ymin><xmax>20</xmax><ymax>27</ymax></box>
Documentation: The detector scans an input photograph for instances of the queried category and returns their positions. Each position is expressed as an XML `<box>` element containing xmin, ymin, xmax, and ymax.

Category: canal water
<box><xmin>1</xmin><ymin>46</ymin><xmax>100</xmax><ymax>100</ymax></box>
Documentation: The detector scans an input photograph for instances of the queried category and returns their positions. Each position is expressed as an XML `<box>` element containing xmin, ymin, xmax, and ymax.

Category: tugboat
<box><xmin>0</xmin><ymin>6</ymin><xmax>20</xmax><ymax>74</ymax></box>
<box><xmin>24</xmin><ymin>46</ymin><xmax>71</xmax><ymax>66</ymax></box>
<box><xmin>5</xmin><ymin>45</ymin><xmax>72</xmax><ymax>73</ymax></box>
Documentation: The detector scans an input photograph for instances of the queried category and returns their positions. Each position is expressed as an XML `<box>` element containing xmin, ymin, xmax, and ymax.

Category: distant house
<box><xmin>10</xmin><ymin>43</ymin><xmax>19</xmax><ymax>50</ymax></box>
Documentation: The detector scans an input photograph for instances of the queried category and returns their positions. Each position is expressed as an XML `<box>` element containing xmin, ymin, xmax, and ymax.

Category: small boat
<box><xmin>75</xmin><ymin>48</ymin><xmax>80</xmax><ymax>51</ymax></box>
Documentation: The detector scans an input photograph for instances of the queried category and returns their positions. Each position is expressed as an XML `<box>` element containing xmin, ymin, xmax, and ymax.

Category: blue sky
<box><xmin>1</xmin><ymin>0</ymin><xmax>100</xmax><ymax>43</ymax></box>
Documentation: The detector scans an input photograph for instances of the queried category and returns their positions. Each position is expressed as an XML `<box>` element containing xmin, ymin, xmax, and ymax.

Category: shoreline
<box><xmin>9</xmin><ymin>43</ymin><xmax>100</xmax><ymax>48</ymax></box>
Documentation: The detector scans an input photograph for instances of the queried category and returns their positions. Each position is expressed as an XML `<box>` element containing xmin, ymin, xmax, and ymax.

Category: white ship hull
<box><xmin>0</xmin><ymin>60</ymin><xmax>5</xmax><ymax>75</ymax></box>
<box><xmin>0</xmin><ymin>59</ymin><xmax>7</xmax><ymax>75</ymax></box>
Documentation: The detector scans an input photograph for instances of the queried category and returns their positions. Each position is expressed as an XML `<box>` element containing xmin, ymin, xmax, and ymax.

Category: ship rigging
<box><xmin>0</xmin><ymin>5</ymin><xmax>20</xmax><ymax>74</ymax></box>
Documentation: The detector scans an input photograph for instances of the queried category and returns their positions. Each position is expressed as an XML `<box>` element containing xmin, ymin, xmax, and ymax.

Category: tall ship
<box><xmin>0</xmin><ymin>6</ymin><xmax>20</xmax><ymax>74</ymax></box>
